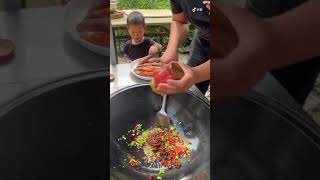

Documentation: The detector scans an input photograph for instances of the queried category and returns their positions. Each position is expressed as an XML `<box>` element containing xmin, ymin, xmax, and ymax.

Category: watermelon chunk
<box><xmin>150</xmin><ymin>62</ymin><xmax>185</xmax><ymax>94</ymax></box>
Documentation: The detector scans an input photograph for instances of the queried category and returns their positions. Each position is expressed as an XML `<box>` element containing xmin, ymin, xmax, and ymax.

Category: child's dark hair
<box><xmin>127</xmin><ymin>11</ymin><xmax>145</xmax><ymax>26</ymax></box>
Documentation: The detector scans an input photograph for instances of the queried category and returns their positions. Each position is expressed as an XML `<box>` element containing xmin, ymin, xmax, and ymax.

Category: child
<box><xmin>123</xmin><ymin>11</ymin><xmax>162</xmax><ymax>63</ymax></box>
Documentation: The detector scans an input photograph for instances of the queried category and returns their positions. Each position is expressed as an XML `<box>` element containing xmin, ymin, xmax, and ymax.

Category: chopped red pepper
<box><xmin>130</xmin><ymin>162</ymin><xmax>138</xmax><ymax>167</ymax></box>
<box><xmin>129</xmin><ymin>134</ymin><xmax>135</xmax><ymax>138</ymax></box>
<box><xmin>129</xmin><ymin>159</ymin><xmax>138</xmax><ymax>167</ymax></box>
<box><xmin>119</xmin><ymin>124</ymin><xmax>191</xmax><ymax>177</ymax></box>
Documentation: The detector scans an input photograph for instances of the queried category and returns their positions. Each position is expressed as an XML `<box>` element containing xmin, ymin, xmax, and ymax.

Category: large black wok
<box><xmin>110</xmin><ymin>84</ymin><xmax>210</xmax><ymax>179</ymax></box>
<box><xmin>0</xmin><ymin>70</ymin><xmax>108</xmax><ymax>180</ymax></box>
<box><xmin>213</xmin><ymin>92</ymin><xmax>320</xmax><ymax>180</ymax></box>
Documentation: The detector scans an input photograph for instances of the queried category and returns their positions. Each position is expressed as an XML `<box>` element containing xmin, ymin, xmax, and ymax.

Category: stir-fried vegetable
<box><xmin>118</xmin><ymin>124</ymin><xmax>191</xmax><ymax>179</ymax></box>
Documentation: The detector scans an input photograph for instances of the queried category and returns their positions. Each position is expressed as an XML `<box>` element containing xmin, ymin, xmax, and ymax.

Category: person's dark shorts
<box><xmin>246</xmin><ymin>0</ymin><xmax>320</xmax><ymax>105</ymax></box>
<box><xmin>188</xmin><ymin>30</ymin><xmax>210</xmax><ymax>94</ymax></box>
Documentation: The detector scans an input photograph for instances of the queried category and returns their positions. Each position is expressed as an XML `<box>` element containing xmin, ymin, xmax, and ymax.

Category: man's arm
<box><xmin>267</xmin><ymin>0</ymin><xmax>320</xmax><ymax>69</ymax></box>
<box><xmin>167</xmin><ymin>13</ymin><xmax>189</xmax><ymax>52</ymax></box>
<box><xmin>161</xmin><ymin>13</ymin><xmax>189</xmax><ymax>63</ymax></box>
<box><xmin>193</xmin><ymin>60</ymin><xmax>211</xmax><ymax>83</ymax></box>
<box><xmin>212</xmin><ymin>1</ymin><xmax>320</xmax><ymax>99</ymax></box>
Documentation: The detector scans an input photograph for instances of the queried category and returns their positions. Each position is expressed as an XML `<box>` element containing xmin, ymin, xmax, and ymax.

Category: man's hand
<box><xmin>160</xmin><ymin>50</ymin><xmax>179</xmax><ymax>64</ymax></box>
<box><xmin>157</xmin><ymin>63</ymin><xmax>197</xmax><ymax>94</ymax></box>
<box><xmin>212</xmin><ymin>3</ymin><xmax>275</xmax><ymax>100</ymax></box>
<box><xmin>213</xmin><ymin>1</ymin><xmax>320</xmax><ymax>100</ymax></box>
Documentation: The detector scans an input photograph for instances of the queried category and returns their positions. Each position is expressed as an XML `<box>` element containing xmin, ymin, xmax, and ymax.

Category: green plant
<box><xmin>118</xmin><ymin>0</ymin><xmax>170</xmax><ymax>9</ymax></box>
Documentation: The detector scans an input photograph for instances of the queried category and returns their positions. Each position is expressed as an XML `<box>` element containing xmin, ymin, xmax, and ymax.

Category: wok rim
<box><xmin>110</xmin><ymin>84</ymin><xmax>210</xmax><ymax>109</ymax></box>
<box><xmin>0</xmin><ymin>68</ymin><xmax>108</xmax><ymax>117</ymax></box>
<box><xmin>240</xmin><ymin>91</ymin><xmax>320</xmax><ymax>149</ymax></box>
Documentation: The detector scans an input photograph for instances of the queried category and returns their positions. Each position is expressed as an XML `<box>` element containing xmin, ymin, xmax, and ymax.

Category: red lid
<box><xmin>0</xmin><ymin>39</ymin><xmax>15</xmax><ymax>64</ymax></box>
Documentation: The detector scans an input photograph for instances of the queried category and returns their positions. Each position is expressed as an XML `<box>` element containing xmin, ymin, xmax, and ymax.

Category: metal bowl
<box><xmin>110</xmin><ymin>85</ymin><xmax>210</xmax><ymax>179</ymax></box>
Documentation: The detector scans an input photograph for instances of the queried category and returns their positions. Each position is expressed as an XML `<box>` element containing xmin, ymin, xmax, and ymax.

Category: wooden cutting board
<box><xmin>123</xmin><ymin>9</ymin><xmax>172</xmax><ymax>18</ymax></box>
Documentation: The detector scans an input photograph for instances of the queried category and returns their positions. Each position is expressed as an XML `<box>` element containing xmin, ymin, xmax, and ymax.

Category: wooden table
<box><xmin>111</xmin><ymin>9</ymin><xmax>172</xmax><ymax>28</ymax></box>
<box><xmin>112</xmin><ymin>17</ymin><xmax>172</xmax><ymax>28</ymax></box>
